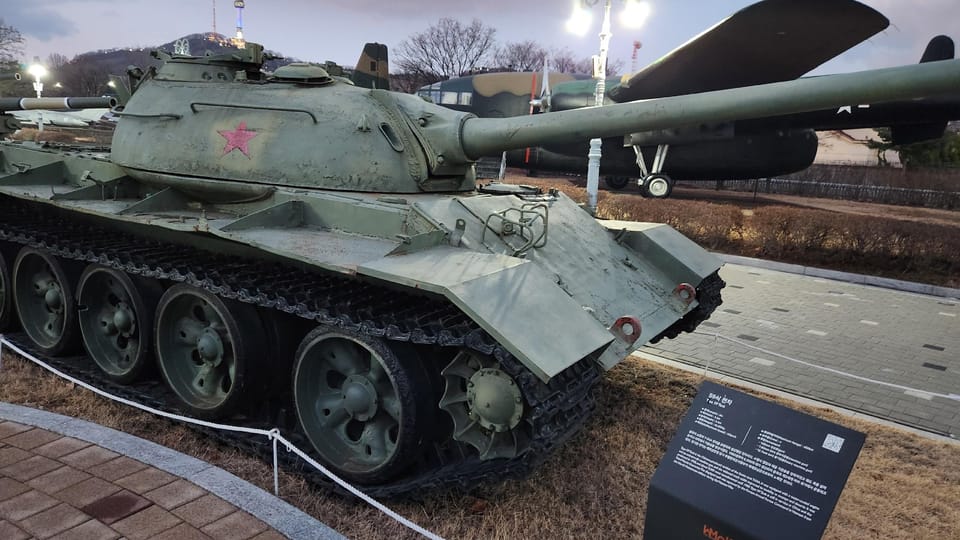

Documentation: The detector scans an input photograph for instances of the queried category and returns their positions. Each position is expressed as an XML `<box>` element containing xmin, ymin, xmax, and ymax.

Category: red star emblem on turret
<box><xmin>218</xmin><ymin>121</ymin><xmax>258</xmax><ymax>157</ymax></box>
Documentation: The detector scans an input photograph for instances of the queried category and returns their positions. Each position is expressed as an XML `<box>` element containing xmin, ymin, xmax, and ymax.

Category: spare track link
<box><xmin>0</xmin><ymin>197</ymin><xmax>602</xmax><ymax>497</ymax></box>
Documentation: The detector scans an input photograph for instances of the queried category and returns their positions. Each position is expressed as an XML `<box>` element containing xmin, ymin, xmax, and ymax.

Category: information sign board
<box><xmin>644</xmin><ymin>381</ymin><xmax>865</xmax><ymax>540</ymax></box>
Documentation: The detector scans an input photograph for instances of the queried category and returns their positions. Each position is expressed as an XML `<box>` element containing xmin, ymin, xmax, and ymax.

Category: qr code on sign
<box><xmin>822</xmin><ymin>434</ymin><xmax>845</xmax><ymax>453</ymax></box>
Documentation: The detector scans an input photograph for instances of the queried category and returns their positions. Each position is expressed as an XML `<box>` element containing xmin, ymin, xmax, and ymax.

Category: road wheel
<box><xmin>77</xmin><ymin>265</ymin><xmax>161</xmax><ymax>383</ymax></box>
<box><xmin>292</xmin><ymin>326</ymin><xmax>422</xmax><ymax>484</ymax></box>
<box><xmin>155</xmin><ymin>284</ymin><xmax>264</xmax><ymax>419</ymax></box>
<box><xmin>12</xmin><ymin>248</ymin><xmax>81</xmax><ymax>355</ymax></box>
<box><xmin>0</xmin><ymin>250</ymin><xmax>15</xmax><ymax>331</ymax></box>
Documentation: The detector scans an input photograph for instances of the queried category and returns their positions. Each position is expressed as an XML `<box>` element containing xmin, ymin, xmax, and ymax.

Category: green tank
<box><xmin>0</xmin><ymin>42</ymin><xmax>957</xmax><ymax>493</ymax></box>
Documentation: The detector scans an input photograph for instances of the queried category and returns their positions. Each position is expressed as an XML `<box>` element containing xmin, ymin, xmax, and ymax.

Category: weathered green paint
<box><xmin>2</xmin><ymin>44</ymin><xmax>959</xmax><ymax>381</ymax></box>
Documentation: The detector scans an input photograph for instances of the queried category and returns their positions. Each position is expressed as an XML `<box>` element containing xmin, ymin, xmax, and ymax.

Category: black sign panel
<box><xmin>644</xmin><ymin>381</ymin><xmax>865</xmax><ymax>540</ymax></box>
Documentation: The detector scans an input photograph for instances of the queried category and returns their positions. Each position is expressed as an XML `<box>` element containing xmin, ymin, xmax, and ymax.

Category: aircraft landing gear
<box><xmin>604</xmin><ymin>176</ymin><xmax>630</xmax><ymax>190</ymax></box>
<box><xmin>640</xmin><ymin>174</ymin><xmax>674</xmax><ymax>198</ymax></box>
<box><xmin>633</xmin><ymin>143</ymin><xmax>673</xmax><ymax>199</ymax></box>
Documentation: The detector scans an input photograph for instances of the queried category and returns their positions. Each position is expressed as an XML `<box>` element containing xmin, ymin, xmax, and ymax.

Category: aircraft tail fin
<box><xmin>891</xmin><ymin>35</ymin><xmax>955</xmax><ymax>145</ymax></box>
<box><xmin>919</xmin><ymin>35</ymin><xmax>954</xmax><ymax>63</ymax></box>
<box><xmin>351</xmin><ymin>43</ymin><xmax>389</xmax><ymax>90</ymax></box>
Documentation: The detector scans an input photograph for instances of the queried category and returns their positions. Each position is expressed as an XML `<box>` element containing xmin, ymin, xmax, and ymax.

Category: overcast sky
<box><xmin>5</xmin><ymin>0</ymin><xmax>958</xmax><ymax>76</ymax></box>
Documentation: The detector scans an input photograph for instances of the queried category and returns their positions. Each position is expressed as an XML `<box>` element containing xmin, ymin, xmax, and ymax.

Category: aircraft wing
<box><xmin>608</xmin><ymin>0</ymin><xmax>888</xmax><ymax>102</ymax></box>
<box><xmin>10</xmin><ymin>109</ymin><xmax>108</xmax><ymax>127</ymax></box>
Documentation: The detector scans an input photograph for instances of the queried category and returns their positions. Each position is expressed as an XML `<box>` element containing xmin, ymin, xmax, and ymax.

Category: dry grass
<box><xmin>2</xmin><ymin>350</ymin><xmax>957</xmax><ymax>539</ymax></box>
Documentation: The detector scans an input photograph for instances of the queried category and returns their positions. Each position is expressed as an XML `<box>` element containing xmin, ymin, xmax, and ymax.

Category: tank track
<box><xmin>649</xmin><ymin>272</ymin><xmax>725</xmax><ymax>343</ymax></box>
<box><xmin>0</xmin><ymin>197</ymin><xmax>604</xmax><ymax>498</ymax></box>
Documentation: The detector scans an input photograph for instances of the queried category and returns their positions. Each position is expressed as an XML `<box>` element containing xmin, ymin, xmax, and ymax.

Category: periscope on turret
<box><xmin>0</xmin><ymin>41</ymin><xmax>957</xmax><ymax>494</ymax></box>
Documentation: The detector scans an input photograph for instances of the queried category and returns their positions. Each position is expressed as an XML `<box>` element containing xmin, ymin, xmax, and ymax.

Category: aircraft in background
<box><xmin>9</xmin><ymin>108</ymin><xmax>111</xmax><ymax>128</ymax></box>
<box><xmin>419</xmin><ymin>0</ymin><xmax>960</xmax><ymax>198</ymax></box>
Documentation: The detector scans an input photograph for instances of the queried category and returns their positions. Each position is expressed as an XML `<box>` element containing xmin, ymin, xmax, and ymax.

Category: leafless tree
<box><xmin>550</xmin><ymin>47</ymin><xmax>581</xmax><ymax>74</ymax></box>
<box><xmin>550</xmin><ymin>46</ymin><xmax>624</xmax><ymax>76</ymax></box>
<box><xmin>395</xmin><ymin>18</ymin><xmax>497</xmax><ymax>83</ymax></box>
<box><xmin>494</xmin><ymin>40</ymin><xmax>547</xmax><ymax>72</ymax></box>
<box><xmin>0</xmin><ymin>19</ymin><xmax>24</xmax><ymax>65</ymax></box>
<box><xmin>46</xmin><ymin>53</ymin><xmax>70</xmax><ymax>70</ymax></box>
<box><xmin>56</xmin><ymin>58</ymin><xmax>112</xmax><ymax>96</ymax></box>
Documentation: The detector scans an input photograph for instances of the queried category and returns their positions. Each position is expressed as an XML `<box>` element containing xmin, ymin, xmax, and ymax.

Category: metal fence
<box><xmin>696</xmin><ymin>178</ymin><xmax>960</xmax><ymax>209</ymax></box>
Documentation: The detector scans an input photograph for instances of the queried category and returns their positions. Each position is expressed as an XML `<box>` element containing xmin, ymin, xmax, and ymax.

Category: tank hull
<box><xmin>0</xmin><ymin>143</ymin><xmax>719</xmax><ymax>380</ymax></box>
<box><xmin>0</xmin><ymin>142</ymin><xmax>721</xmax><ymax>493</ymax></box>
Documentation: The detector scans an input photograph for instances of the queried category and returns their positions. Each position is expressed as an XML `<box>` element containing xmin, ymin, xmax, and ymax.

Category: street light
<box><xmin>566</xmin><ymin>0</ymin><xmax>651</xmax><ymax>214</ymax></box>
<box><xmin>27</xmin><ymin>59</ymin><xmax>48</xmax><ymax>132</ymax></box>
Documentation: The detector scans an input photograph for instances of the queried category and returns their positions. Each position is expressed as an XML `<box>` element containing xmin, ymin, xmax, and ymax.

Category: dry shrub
<box><xmin>508</xmin><ymin>172</ymin><xmax>960</xmax><ymax>286</ymax></box>
<box><xmin>726</xmin><ymin>206</ymin><xmax>959</xmax><ymax>286</ymax></box>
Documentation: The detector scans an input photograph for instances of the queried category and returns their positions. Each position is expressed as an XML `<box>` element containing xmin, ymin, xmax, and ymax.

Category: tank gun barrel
<box><xmin>461</xmin><ymin>59</ymin><xmax>960</xmax><ymax>159</ymax></box>
<box><xmin>0</xmin><ymin>96</ymin><xmax>117</xmax><ymax>112</ymax></box>
<box><xmin>0</xmin><ymin>73</ymin><xmax>21</xmax><ymax>81</ymax></box>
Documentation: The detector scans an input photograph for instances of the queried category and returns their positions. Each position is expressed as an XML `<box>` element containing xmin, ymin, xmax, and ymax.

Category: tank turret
<box><xmin>110</xmin><ymin>48</ymin><xmax>960</xmax><ymax>199</ymax></box>
<box><xmin>0</xmin><ymin>42</ymin><xmax>958</xmax><ymax>494</ymax></box>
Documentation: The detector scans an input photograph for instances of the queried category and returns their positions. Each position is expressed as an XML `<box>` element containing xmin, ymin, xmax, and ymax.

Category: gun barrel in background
<box><xmin>461</xmin><ymin>59</ymin><xmax>960</xmax><ymax>159</ymax></box>
<box><xmin>0</xmin><ymin>96</ymin><xmax>117</xmax><ymax>112</ymax></box>
<box><xmin>0</xmin><ymin>73</ymin><xmax>21</xmax><ymax>81</ymax></box>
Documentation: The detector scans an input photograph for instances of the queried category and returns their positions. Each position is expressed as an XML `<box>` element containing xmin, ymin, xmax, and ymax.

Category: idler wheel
<box><xmin>77</xmin><ymin>265</ymin><xmax>162</xmax><ymax>383</ymax></box>
<box><xmin>439</xmin><ymin>351</ymin><xmax>527</xmax><ymax>460</ymax></box>
<box><xmin>12</xmin><ymin>248</ymin><xmax>81</xmax><ymax>355</ymax></box>
<box><xmin>292</xmin><ymin>326</ymin><xmax>421</xmax><ymax>484</ymax></box>
<box><xmin>155</xmin><ymin>284</ymin><xmax>264</xmax><ymax>419</ymax></box>
<box><xmin>0</xmin><ymin>249</ymin><xmax>16</xmax><ymax>331</ymax></box>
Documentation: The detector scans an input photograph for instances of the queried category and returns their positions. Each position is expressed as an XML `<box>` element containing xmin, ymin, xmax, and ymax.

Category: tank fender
<box><xmin>601</xmin><ymin>220</ymin><xmax>722</xmax><ymax>289</ymax></box>
<box><xmin>358</xmin><ymin>247</ymin><xmax>614</xmax><ymax>382</ymax></box>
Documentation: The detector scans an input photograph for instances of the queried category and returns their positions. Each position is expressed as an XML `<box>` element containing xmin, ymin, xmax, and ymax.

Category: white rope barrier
<box><xmin>0</xmin><ymin>335</ymin><xmax>445</xmax><ymax>540</ymax></box>
<box><xmin>691</xmin><ymin>330</ymin><xmax>960</xmax><ymax>402</ymax></box>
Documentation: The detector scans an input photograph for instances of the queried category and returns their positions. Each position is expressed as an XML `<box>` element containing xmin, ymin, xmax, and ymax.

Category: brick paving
<box><xmin>0</xmin><ymin>422</ymin><xmax>289</xmax><ymax>539</ymax></box>
<box><xmin>645</xmin><ymin>263</ymin><xmax>960</xmax><ymax>438</ymax></box>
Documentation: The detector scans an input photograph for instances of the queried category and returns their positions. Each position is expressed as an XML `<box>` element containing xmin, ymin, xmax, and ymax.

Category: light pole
<box><xmin>566</xmin><ymin>0</ymin><xmax>650</xmax><ymax>214</ymax></box>
<box><xmin>27</xmin><ymin>60</ymin><xmax>48</xmax><ymax>132</ymax></box>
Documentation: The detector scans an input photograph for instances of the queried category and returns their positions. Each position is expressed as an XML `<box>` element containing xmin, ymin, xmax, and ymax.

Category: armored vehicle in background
<box><xmin>0</xmin><ymin>42</ymin><xmax>957</xmax><ymax>493</ymax></box>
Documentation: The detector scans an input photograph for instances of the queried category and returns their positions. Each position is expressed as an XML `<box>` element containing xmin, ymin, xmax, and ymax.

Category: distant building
<box><xmin>814</xmin><ymin>128</ymin><xmax>901</xmax><ymax>168</ymax></box>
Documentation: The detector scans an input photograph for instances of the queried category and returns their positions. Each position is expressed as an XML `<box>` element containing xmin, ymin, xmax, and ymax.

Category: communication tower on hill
<box><xmin>231</xmin><ymin>1</ymin><xmax>247</xmax><ymax>48</ymax></box>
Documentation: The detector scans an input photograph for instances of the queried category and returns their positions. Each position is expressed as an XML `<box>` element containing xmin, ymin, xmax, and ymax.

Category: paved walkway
<box><xmin>0</xmin><ymin>404</ymin><xmax>342</xmax><ymax>540</ymax></box>
<box><xmin>645</xmin><ymin>263</ymin><xmax>959</xmax><ymax>439</ymax></box>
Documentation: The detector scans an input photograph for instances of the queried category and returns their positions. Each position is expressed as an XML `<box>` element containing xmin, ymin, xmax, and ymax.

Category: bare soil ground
<box><xmin>2</xmin><ymin>351</ymin><xmax>957</xmax><ymax>539</ymax></box>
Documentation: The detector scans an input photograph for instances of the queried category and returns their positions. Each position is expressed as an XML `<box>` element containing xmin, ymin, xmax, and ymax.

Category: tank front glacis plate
<box><xmin>414</xmin><ymin>191</ymin><xmax>721</xmax><ymax>348</ymax></box>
